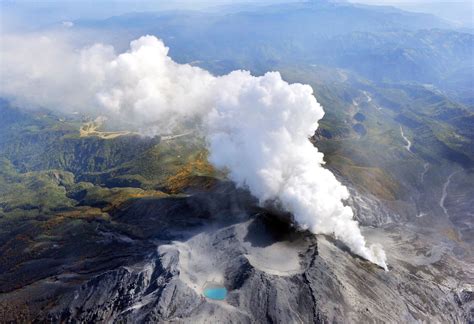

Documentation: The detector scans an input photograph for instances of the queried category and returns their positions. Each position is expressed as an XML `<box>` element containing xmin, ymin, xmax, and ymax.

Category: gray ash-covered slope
<box><xmin>0</xmin><ymin>181</ymin><xmax>471</xmax><ymax>323</ymax></box>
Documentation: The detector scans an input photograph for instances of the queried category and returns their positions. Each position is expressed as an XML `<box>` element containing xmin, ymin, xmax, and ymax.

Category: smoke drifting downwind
<box><xmin>0</xmin><ymin>35</ymin><xmax>387</xmax><ymax>269</ymax></box>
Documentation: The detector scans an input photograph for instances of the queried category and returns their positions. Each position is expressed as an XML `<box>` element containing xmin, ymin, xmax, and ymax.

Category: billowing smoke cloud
<box><xmin>1</xmin><ymin>34</ymin><xmax>215</xmax><ymax>132</ymax></box>
<box><xmin>0</xmin><ymin>35</ymin><xmax>387</xmax><ymax>269</ymax></box>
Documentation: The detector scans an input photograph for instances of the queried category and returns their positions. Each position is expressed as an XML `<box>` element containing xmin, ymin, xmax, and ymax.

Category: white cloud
<box><xmin>62</xmin><ymin>21</ymin><xmax>74</xmax><ymax>28</ymax></box>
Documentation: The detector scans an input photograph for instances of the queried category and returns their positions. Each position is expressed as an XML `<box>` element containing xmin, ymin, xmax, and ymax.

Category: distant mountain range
<box><xmin>73</xmin><ymin>1</ymin><xmax>473</xmax><ymax>105</ymax></box>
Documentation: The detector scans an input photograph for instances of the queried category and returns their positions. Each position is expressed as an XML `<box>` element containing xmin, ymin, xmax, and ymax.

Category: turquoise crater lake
<box><xmin>203</xmin><ymin>287</ymin><xmax>228</xmax><ymax>300</ymax></box>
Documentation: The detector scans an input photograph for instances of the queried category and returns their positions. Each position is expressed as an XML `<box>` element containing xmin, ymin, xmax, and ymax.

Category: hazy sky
<box><xmin>1</xmin><ymin>0</ymin><xmax>473</xmax><ymax>31</ymax></box>
<box><xmin>350</xmin><ymin>0</ymin><xmax>473</xmax><ymax>27</ymax></box>
<box><xmin>349</xmin><ymin>0</ymin><xmax>472</xmax><ymax>3</ymax></box>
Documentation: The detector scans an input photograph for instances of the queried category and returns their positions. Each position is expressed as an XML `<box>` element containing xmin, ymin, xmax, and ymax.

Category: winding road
<box><xmin>399</xmin><ymin>126</ymin><xmax>412</xmax><ymax>152</ymax></box>
<box><xmin>439</xmin><ymin>171</ymin><xmax>460</xmax><ymax>217</ymax></box>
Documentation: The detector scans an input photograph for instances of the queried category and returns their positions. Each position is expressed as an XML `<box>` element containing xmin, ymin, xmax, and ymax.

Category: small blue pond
<box><xmin>203</xmin><ymin>287</ymin><xmax>228</xmax><ymax>300</ymax></box>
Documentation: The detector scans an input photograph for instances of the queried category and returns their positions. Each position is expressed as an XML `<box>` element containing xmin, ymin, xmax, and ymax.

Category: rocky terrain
<box><xmin>0</xmin><ymin>98</ymin><xmax>472</xmax><ymax>322</ymax></box>
<box><xmin>0</xmin><ymin>182</ymin><xmax>472</xmax><ymax>323</ymax></box>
